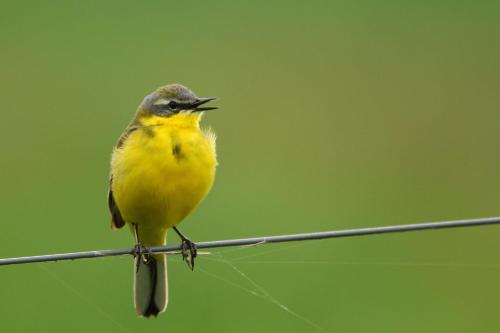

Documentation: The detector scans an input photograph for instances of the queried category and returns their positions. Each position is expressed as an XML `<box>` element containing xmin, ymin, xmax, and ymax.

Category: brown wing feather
<box><xmin>108</xmin><ymin>178</ymin><xmax>125</xmax><ymax>229</ymax></box>
<box><xmin>108</xmin><ymin>124</ymin><xmax>140</xmax><ymax>229</ymax></box>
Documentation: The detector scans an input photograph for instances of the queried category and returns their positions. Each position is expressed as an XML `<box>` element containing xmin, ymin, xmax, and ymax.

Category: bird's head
<box><xmin>139</xmin><ymin>84</ymin><xmax>218</xmax><ymax>118</ymax></box>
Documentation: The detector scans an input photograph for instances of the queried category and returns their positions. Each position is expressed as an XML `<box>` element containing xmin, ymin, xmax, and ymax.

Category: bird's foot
<box><xmin>133</xmin><ymin>243</ymin><xmax>153</xmax><ymax>265</ymax></box>
<box><xmin>180</xmin><ymin>237</ymin><xmax>197</xmax><ymax>271</ymax></box>
<box><xmin>173</xmin><ymin>226</ymin><xmax>198</xmax><ymax>271</ymax></box>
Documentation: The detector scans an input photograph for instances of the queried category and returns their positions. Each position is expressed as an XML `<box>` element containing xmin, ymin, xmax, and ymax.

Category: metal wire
<box><xmin>1</xmin><ymin>216</ymin><xmax>499</xmax><ymax>266</ymax></box>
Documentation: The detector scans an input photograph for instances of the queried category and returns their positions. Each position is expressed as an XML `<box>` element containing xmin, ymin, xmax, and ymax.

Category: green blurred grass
<box><xmin>0</xmin><ymin>1</ymin><xmax>499</xmax><ymax>332</ymax></box>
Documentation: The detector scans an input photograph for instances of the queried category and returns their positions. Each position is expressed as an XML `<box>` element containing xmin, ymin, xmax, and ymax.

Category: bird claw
<box><xmin>133</xmin><ymin>243</ymin><xmax>153</xmax><ymax>265</ymax></box>
<box><xmin>180</xmin><ymin>238</ymin><xmax>197</xmax><ymax>271</ymax></box>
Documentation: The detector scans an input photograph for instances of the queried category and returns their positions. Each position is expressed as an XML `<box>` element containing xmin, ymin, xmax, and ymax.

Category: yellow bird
<box><xmin>108</xmin><ymin>84</ymin><xmax>218</xmax><ymax>317</ymax></box>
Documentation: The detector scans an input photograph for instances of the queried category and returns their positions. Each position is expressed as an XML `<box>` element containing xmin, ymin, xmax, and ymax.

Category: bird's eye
<box><xmin>168</xmin><ymin>101</ymin><xmax>179</xmax><ymax>110</ymax></box>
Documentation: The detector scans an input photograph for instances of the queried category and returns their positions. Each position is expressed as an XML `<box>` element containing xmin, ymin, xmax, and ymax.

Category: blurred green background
<box><xmin>1</xmin><ymin>1</ymin><xmax>499</xmax><ymax>332</ymax></box>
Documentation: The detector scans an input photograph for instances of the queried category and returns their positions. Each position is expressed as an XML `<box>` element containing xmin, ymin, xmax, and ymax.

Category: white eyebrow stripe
<box><xmin>153</xmin><ymin>98</ymin><xmax>171</xmax><ymax>105</ymax></box>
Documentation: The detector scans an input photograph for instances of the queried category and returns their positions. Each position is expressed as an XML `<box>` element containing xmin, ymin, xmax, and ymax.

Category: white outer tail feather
<box><xmin>134</xmin><ymin>254</ymin><xmax>168</xmax><ymax>317</ymax></box>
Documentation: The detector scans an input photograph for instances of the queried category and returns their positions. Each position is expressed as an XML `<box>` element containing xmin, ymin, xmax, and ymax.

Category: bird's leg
<box><xmin>132</xmin><ymin>224</ymin><xmax>152</xmax><ymax>267</ymax></box>
<box><xmin>173</xmin><ymin>226</ymin><xmax>197</xmax><ymax>271</ymax></box>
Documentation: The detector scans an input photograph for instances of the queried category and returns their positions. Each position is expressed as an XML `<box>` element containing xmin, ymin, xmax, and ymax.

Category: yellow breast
<box><xmin>110</xmin><ymin>113</ymin><xmax>216</xmax><ymax>244</ymax></box>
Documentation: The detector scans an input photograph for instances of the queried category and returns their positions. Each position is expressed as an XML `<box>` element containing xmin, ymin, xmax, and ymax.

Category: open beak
<box><xmin>191</xmin><ymin>97</ymin><xmax>218</xmax><ymax>112</ymax></box>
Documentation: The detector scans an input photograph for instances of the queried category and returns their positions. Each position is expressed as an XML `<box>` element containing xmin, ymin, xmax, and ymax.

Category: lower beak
<box><xmin>191</xmin><ymin>97</ymin><xmax>218</xmax><ymax>112</ymax></box>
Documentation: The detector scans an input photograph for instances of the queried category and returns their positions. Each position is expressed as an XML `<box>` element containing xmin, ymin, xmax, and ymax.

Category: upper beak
<box><xmin>191</xmin><ymin>97</ymin><xmax>218</xmax><ymax>112</ymax></box>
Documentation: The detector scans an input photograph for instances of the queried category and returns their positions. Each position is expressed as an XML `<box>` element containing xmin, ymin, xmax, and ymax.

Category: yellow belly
<box><xmin>110</xmin><ymin>118</ymin><xmax>216</xmax><ymax>245</ymax></box>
